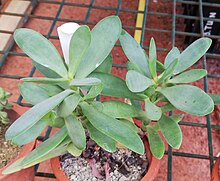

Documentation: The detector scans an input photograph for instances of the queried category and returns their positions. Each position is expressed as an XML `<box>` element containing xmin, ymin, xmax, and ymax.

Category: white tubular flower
<box><xmin>57</xmin><ymin>22</ymin><xmax>80</xmax><ymax>65</ymax></box>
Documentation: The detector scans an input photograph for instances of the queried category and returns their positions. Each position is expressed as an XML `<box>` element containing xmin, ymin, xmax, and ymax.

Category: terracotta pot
<box><xmin>51</xmin><ymin>136</ymin><xmax>160</xmax><ymax>181</ymax></box>
<box><xmin>0</xmin><ymin>103</ymin><xmax>36</xmax><ymax>181</ymax></box>
<box><xmin>211</xmin><ymin>156</ymin><xmax>220</xmax><ymax>181</ymax></box>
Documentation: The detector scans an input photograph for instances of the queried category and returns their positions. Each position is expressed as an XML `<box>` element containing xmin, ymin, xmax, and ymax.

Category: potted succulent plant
<box><xmin>1</xmin><ymin>15</ymin><xmax>217</xmax><ymax>180</ymax></box>
<box><xmin>0</xmin><ymin>88</ymin><xmax>35</xmax><ymax>181</ymax></box>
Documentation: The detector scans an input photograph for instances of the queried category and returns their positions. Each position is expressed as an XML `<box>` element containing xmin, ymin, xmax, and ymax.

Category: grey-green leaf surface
<box><xmin>161</xmin><ymin>103</ymin><xmax>176</xmax><ymax>113</ymax></box>
<box><xmin>173</xmin><ymin>38</ymin><xmax>212</xmax><ymax>74</ymax></box>
<box><xmin>19</xmin><ymin>83</ymin><xmax>50</xmax><ymax>105</ymax></box>
<box><xmin>126</xmin><ymin>70</ymin><xmax>154</xmax><ymax>93</ymax></box>
<box><xmin>89</xmin><ymin>72</ymin><xmax>144</xmax><ymax>100</ymax></box>
<box><xmin>147</xmin><ymin>126</ymin><xmax>164</xmax><ymax>159</ymax></box>
<box><xmin>67</xmin><ymin>143</ymin><xmax>82</xmax><ymax>157</ymax></box>
<box><xmin>83</xmin><ymin>84</ymin><xmax>103</xmax><ymax>100</ymax></box>
<box><xmin>145</xmin><ymin>99</ymin><xmax>162</xmax><ymax>120</ymax></box>
<box><xmin>75</xmin><ymin>16</ymin><xmax>121</xmax><ymax>78</ymax></box>
<box><xmin>119</xmin><ymin>30</ymin><xmax>151</xmax><ymax>77</ymax></box>
<box><xmin>21</xmin><ymin>77</ymin><xmax>69</xmax><ymax>84</ymax></box>
<box><xmin>69</xmin><ymin>25</ymin><xmax>91</xmax><ymax>77</ymax></box>
<box><xmin>38</xmin><ymin>84</ymin><xmax>63</xmax><ymax>96</ymax></box>
<box><xmin>5</xmin><ymin>89</ymin><xmax>73</xmax><ymax>139</ymax></box>
<box><xmin>158</xmin><ymin>85</ymin><xmax>214</xmax><ymax>115</ymax></box>
<box><xmin>156</xmin><ymin>61</ymin><xmax>166</xmax><ymax>73</ymax></box>
<box><xmin>80</xmin><ymin>102</ymin><xmax>144</xmax><ymax>154</ymax></box>
<box><xmin>101</xmin><ymin>100</ymin><xmax>145</xmax><ymax>119</ymax></box>
<box><xmin>57</xmin><ymin>94</ymin><xmax>81</xmax><ymax>118</ymax></box>
<box><xmin>94</xmin><ymin>53</ymin><xmax>112</xmax><ymax>74</ymax></box>
<box><xmin>11</xmin><ymin>120</ymin><xmax>47</xmax><ymax>145</ymax></box>
<box><xmin>126</xmin><ymin>61</ymin><xmax>143</xmax><ymax>74</ymax></box>
<box><xmin>209</xmin><ymin>94</ymin><xmax>220</xmax><ymax>105</ymax></box>
<box><xmin>117</xmin><ymin>119</ymin><xmax>140</xmax><ymax>133</ymax></box>
<box><xmin>158</xmin><ymin>115</ymin><xmax>182</xmax><ymax>149</ymax></box>
<box><xmin>157</xmin><ymin>59</ymin><xmax>179</xmax><ymax>84</ymax></box>
<box><xmin>70</xmin><ymin>78</ymin><xmax>101</xmax><ymax>87</ymax></box>
<box><xmin>21</xmin><ymin>126</ymin><xmax>67</xmax><ymax>166</ymax></box>
<box><xmin>168</xmin><ymin>69</ymin><xmax>207</xmax><ymax>84</ymax></box>
<box><xmin>87</xmin><ymin>122</ymin><xmax>116</xmax><ymax>152</ymax></box>
<box><xmin>14</xmin><ymin>28</ymin><xmax>68</xmax><ymax>78</ymax></box>
<box><xmin>64</xmin><ymin>114</ymin><xmax>86</xmax><ymax>150</ymax></box>
<box><xmin>164</xmin><ymin>47</ymin><xmax>180</xmax><ymax>68</ymax></box>
<box><xmin>32</xmin><ymin>60</ymin><xmax>61</xmax><ymax>78</ymax></box>
<box><xmin>170</xmin><ymin>114</ymin><xmax>184</xmax><ymax>123</ymax></box>
<box><xmin>149</xmin><ymin>38</ymin><xmax>157</xmax><ymax>79</ymax></box>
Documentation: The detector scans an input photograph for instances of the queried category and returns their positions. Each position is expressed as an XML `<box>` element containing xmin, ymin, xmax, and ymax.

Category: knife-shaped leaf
<box><xmin>149</xmin><ymin>38</ymin><xmax>157</xmax><ymax>79</ymax></box>
<box><xmin>164</xmin><ymin>47</ymin><xmax>180</xmax><ymax>68</ymax></box>
<box><xmin>119</xmin><ymin>30</ymin><xmax>151</xmax><ymax>77</ymax></box>
<box><xmin>21</xmin><ymin>126</ymin><xmax>67</xmax><ymax>166</ymax></box>
<box><xmin>94</xmin><ymin>53</ymin><xmax>112</xmax><ymax>74</ymax></box>
<box><xmin>14</xmin><ymin>28</ymin><xmax>68</xmax><ymax>78</ymax></box>
<box><xmin>87</xmin><ymin>122</ymin><xmax>116</xmax><ymax>152</ymax></box>
<box><xmin>80</xmin><ymin>102</ymin><xmax>144</xmax><ymax>154</ymax></box>
<box><xmin>89</xmin><ymin>72</ymin><xmax>145</xmax><ymax>100</ymax></box>
<box><xmin>174</xmin><ymin>38</ymin><xmax>212</xmax><ymax>74</ymax></box>
<box><xmin>38</xmin><ymin>84</ymin><xmax>63</xmax><ymax>96</ymax></box>
<box><xmin>158</xmin><ymin>115</ymin><xmax>182</xmax><ymax>149</ymax></box>
<box><xmin>158</xmin><ymin>85</ymin><xmax>214</xmax><ymax>115</ymax></box>
<box><xmin>22</xmin><ymin>77</ymin><xmax>69</xmax><ymax>84</ymax></box>
<box><xmin>126</xmin><ymin>70</ymin><xmax>154</xmax><ymax>93</ymax></box>
<box><xmin>83</xmin><ymin>84</ymin><xmax>103</xmax><ymax>100</ymax></box>
<box><xmin>168</xmin><ymin>69</ymin><xmax>207</xmax><ymax>84</ymax></box>
<box><xmin>64</xmin><ymin>114</ymin><xmax>86</xmax><ymax>150</ymax></box>
<box><xmin>157</xmin><ymin>59</ymin><xmax>179</xmax><ymax>84</ymax></box>
<box><xmin>19</xmin><ymin>83</ymin><xmax>50</xmax><ymax>105</ymax></box>
<box><xmin>11</xmin><ymin>120</ymin><xmax>47</xmax><ymax>145</ymax></box>
<box><xmin>147</xmin><ymin>126</ymin><xmax>164</xmax><ymax>159</ymax></box>
<box><xmin>57</xmin><ymin>94</ymin><xmax>81</xmax><ymax>118</ymax></box>
<box><xmin>5</xmin><ymin>89</ymin><xmax>73</xmax><ymax>139</ymax></box>
<box><xmin>75</xmin><ymin>16</ymin><xmax>121</xmax><ymax>78</ymax></box>
<box><xmin>70</xmin><ymin>78</ymin><xmax>101</xmax><ymax>87</ymax></box>
<box><xmin>67</xmin><ymin>143</ymin><xmax>83</xmax><ymax>157</ymax></box>
<box><xmin>69</xmin><ymin>25</ymin><xmax>91</xmax><ymax>77</ymax></box>
<box><xmin>145</xmin><ymin>99</ymin><xmax>162</xmax><ymax>120</ymax></box>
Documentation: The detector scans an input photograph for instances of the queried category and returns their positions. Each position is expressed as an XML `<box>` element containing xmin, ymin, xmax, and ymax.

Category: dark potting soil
<box><xmin>60</xmin><ymin>139</ymin><xmax>148</xmax><ymax>181</ymax></box>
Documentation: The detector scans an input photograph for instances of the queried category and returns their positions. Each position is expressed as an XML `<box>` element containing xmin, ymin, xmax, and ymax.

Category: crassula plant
<box><xmin>2</xmin><ymin>15</ymin><xmax>215</xmax><ymax>175</ymax></box>
<box><xmin>0</xmin><ymin>87</ymin><xmax>12</xmax><ymax>124</ymax></box>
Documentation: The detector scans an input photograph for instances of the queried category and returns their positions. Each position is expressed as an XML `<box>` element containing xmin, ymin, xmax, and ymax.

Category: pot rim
<box><xmin>51</xmin><ymin>136</ymin><xmax>160</xmax><ymax>181</ymax></box>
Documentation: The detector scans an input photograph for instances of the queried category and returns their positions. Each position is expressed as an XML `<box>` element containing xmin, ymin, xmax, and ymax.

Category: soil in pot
<box><xmin>60</xmin><ymin>138</ymin><xmax>149</xmax><ymax>181</ymax></box>
<box><xmin>0</xmin><ymin>109</ymin><xmax>21</xmax><ymax>168</ymax></box>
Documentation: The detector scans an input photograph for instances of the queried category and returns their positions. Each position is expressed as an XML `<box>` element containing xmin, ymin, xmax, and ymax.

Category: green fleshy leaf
<box><xmin>147</xmin><ymin>126</ymin><xmax>164</xmax><ymax>159</ymax></box>
<box><xmin>126</xmin><ymin>70</ymin><xmax>154</xmax><ymax>93</ymax></box>
<box><xmin>158</xmin><ymin>85</ymin><xmax>214</xmax><ymax>116</ymax></box>
<box><xmin>174</xmin><ymin>38</ymin><xmax>212</xmax><ymax>74</ymax></box>
<box><xmin>157</xmin><ymin>58</ymin><xmax>179</xmax><ymax>84</ymax></box>
<box><xmin>145</xmin><ymin>99</ymin><xmax>162</xmax><ymax>120</ymax></box>
<box><xmin>89</xmin><ymin>72</ymin><xmax>145</xmax><ymax>100</ymax></box>
<box><xmin>168</xmin><ymin>69</ymin><xmax>207</xmax><ymax>84</ymax></box>
<box><xmin>80</xmin><ymin>102</ymin><xmax>144</xmax><ymax>154</ymax></box>
<box><xmin>14</xmin><ymin>28</ymin><xmax>68</xmax><ymax>78</ymax></box>
<box><xmin>21</xmin><ymin>77</ymin><xmax>68</xmax><ymax>84</ymax></box>
<box><xmin>21</xmin><ymin>126</ymin><xmax>67</xmax><ymax>166</ymax></box>
<box><xmin>69</xmin><ymin>25</ymin><xmax>91</xmax><ymax>77</ymax></box>
<box><xmin>117</xmin><ymin>118</ymin><xmax>140</xmax><ymax>133</ymax></box>
<box><xmin>148</xmin><ymin>38</ymin><xmax>157</xmax><ymax>79</ymax></box>
<box><xmin>38</xmin><ymin>84</ymin><xmax>63</xmax><ymax>96</ymax></box>
<box><xmin>158</xmin><ymin>115</ymin><xmax>182</xmax><ymax>149</ymax></box>
<box><xmin>170</xmin><ymin>114</ymin><xmax>184</xmax><ymax>123</ymax></box>
<box><xmin>87</xmin><ymin>122</ymin><xmax>116</xmax><ymax>152</ymax></box>
<box><xmin>5</xmin><ymin>89</ymin><xmax>73</xmax><ymax>139</ymax></box>
<box><xmin>19</xmin><ymin>83</ymin><xmax>50</xmax><ymax>105</ymax></box>
<box><xmin>209</xmin><ymin>94</ymin><xmax>220</xmax><ymax>105</ymax></box>
<box><xmin>67</xmin><ymin>143</ymin><xmax>83</xmax><ymax>157</ymax></box>
<box><xmin>57</xmin><ymin>94</ymin><xmax>81</xmax><ymax>118</ymax></box>
<box><xmin>160</xmin><ymin>103</ymin><xmax>176</xmax><ymax>113</ymax></box>
<box><xmin>48</xmin><ymin>116</ymin><xmax>65</xmax><ymax>128</ymax></box>
<box><xmin>11</xmin><ymin>120</ymin><xmax>47</xmax><ymax>145</ymax></box>
<box><xmin>94</xmin><ymin>53</ymin><xmax>112</xmax><ymax>74</ymax></box>
<box><xmin>70</xmin><ymin>78</ymin><xmax>101</xmax><ymax>87</ymax></box>
<box><xmin>83</xmin><ymin>84</ymin><xmax>103</xmax><ymax>100</ymax></box>
<box><xmin>75</xmin><ymin>16</ymin><xmax>121</xmax><ymax>78</ymax></box>
<box><xmin>64</xmin><ymin>114</ymin><xmax>86</xmax><ymax>150</ymax></box>
<box><xmin>119</xmin><ymin>30</ymin><xmax>151</xmax><ymax>77</ymax></box>
<box><xmin>164</xmin><ymin>47</ymin><xmax>180</xmax><ymax>68</ymax></box>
